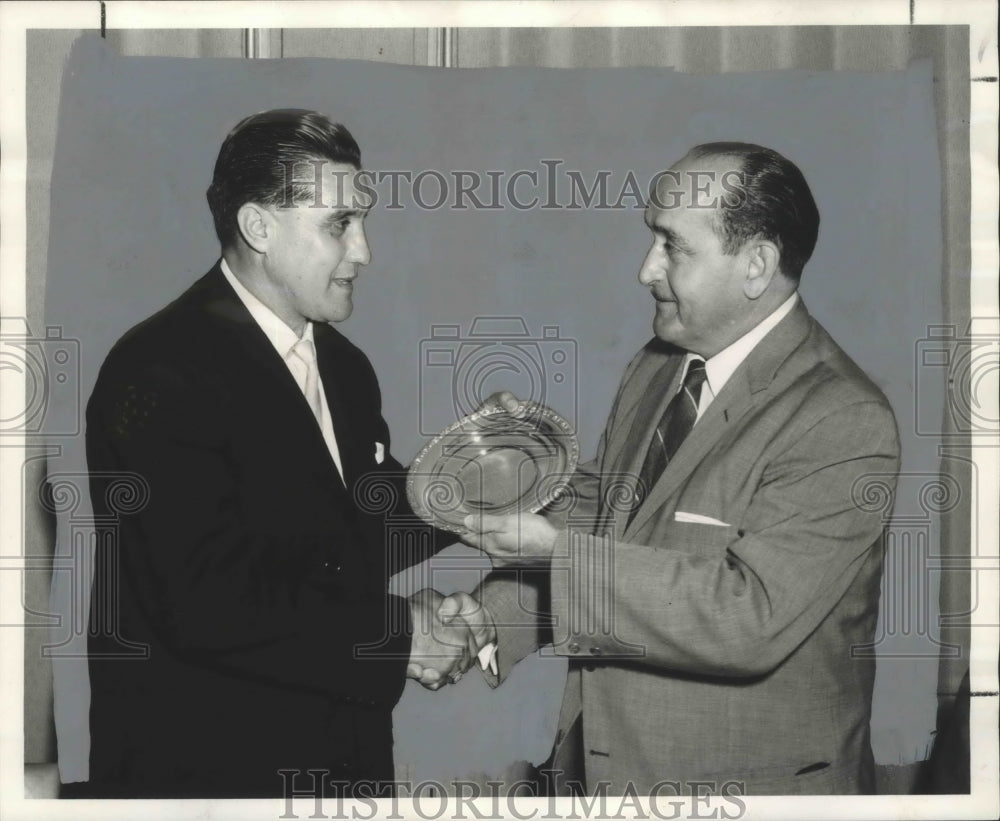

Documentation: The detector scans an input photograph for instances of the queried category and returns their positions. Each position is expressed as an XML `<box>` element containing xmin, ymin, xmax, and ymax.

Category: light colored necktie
<box><xmin>287</xmin><ymin>338</ymin><xmax>323</xmax><ymax>427</ymax></box>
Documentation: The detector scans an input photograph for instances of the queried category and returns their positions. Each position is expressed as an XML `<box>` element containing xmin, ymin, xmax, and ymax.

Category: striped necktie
<box><xmin>630</xmin><ymin>358</ymin><xmax>708</xmax><ymax>522</ymax></box>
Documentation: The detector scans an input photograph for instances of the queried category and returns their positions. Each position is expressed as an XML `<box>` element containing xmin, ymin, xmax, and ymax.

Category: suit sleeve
<box><xmin>546</xmin><ymin>398</ymin><xmax>900</xmax><ymax>677</ymax></box>
<box><xmin>476</xmin><ymin>370</ymin><xmax>627</xmax><ymax>685</ymax></box>
<box><xmin>87</xmin><ymin>357</ymin><xmax>412</xmax><ymax>705</ymax></box>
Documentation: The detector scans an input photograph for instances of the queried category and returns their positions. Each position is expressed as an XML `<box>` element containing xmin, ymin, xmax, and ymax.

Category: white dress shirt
<box><xmin>220</xmin><ymin>259</ymin><xmax>346</xmax><ymax>482</ymax></box>
<box><xmin>687</xmin><ymin>291</ymin><xmax>799</xmax><ymax>421</ymax></box>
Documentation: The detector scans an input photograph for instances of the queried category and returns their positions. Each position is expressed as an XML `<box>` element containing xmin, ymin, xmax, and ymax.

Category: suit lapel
<box><xmin>610</xmin><ymin>355</ymin><xmax>679</xmax><ymax>467</ymax></box>
<box><xmin>621</xmin><ymin>300</ymin><xmax>814</xmax><ymax>538</ymax></box>
<box><xmin>201</xmin><ymin>264</ymin><xmax>351</xmax><ymax>495</ymax></box>
<box><xmin>607</xmin><ymin>354</ymin><xmax>684</xmax><ymax>534</ymax></box>
<box><xmin>200</xmin><ymin>264</ymin><xmax>300</xmax><ymax>389</ymax></box>
<box><xmin>622</xmin><ymin>371</ymin><xmax>755</xmax><ymax>537</ymax></box>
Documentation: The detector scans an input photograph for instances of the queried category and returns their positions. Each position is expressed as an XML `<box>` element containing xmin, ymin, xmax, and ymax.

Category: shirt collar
<box><xmin>220</xmin><ymin>258</ymin><xmax>312</xmax><ymax>357</ymax></box>
<box><xmin>694</xmin><ymin>292</ymin><xmax>799</xmax><ymax>398</ymax></box>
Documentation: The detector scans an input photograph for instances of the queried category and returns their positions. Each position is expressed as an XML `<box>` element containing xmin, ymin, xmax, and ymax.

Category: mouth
<box><xmin>332</xmin><ymin>276</ymin><xmax>355</xmax><ymax>289</ymax></box>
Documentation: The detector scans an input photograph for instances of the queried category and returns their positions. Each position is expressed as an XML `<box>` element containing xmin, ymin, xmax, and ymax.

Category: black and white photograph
<box><xmin>1</xmin><ymin>1</ymin><xmax>997</xmax><ymax>819</ymax></box>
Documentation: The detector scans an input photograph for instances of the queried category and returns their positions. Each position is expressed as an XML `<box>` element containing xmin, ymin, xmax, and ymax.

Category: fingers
<box><xmin>414</xmin><ymin>651</ymin><xmax>471</xmax><ymax>690</ymax></box>
<box><xmin>458</xmin><ymin>529</ymin><xmax>483</xmax><ymax>550</ymax></box>
<box><xmin>409</xmin><ymin>590</ymin><xmax>479</xmax><ymax>690</ymax></box>
<box><xmin>436</xmin><ymin>594</ymin><xmax>460</xmax><ymax>624</ymax></box>
<box><xmin>439</xmin><ymin>593</ymin><xmax>497</xmax><ymax>660</ymax></box>
<box><xmin>409</xmin><ymin>660</ymin><xmax>453</xmax><ymax>692</ymax></box>
<box><xmin>495</xmin><ymin>391</ymin><xmax>526</xmax><ymax>416</ymax></box>
<box><xmin>463</xmin><ymin>513</ymin><xmax>506</xmax><ymax>534</ymax></box>
<box><xmin>480</xmin><ymin>391</ymin><xmax>525</xmax><ymax>415</ymax></box>
<box><xmin>459</xmin><ymin>514</ymin><xmax>518</xmax><ymax>554</ymax></box>
<box><xmin>437</xmin><ymin>591</ymin><xmax>480</xmax><ymax>624</ymax></box>
<box><xmin>411</xmin><ymin>658</ymin><xmax>445</xmax><ymax>689</ymax></box>
<box><xmin>410</xmin><ymin>587</ymin><xmax>443</xmax><ymax>608</ymax></box>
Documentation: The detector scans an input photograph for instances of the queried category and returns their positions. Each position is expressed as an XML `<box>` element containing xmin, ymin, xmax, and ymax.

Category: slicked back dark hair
<box><xmin>686</xmin><ymin>142</ymin><xmax>819</xmax><ymax>281</ymax></box>
<box><xmin>206</xmin><ymin>109</ymin><xmax>361</xmax><ymax>248</ymax></box>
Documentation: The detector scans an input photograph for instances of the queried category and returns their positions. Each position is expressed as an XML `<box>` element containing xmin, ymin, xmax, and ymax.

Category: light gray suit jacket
<box><xmin>480</xmin><ymin>299</ymin><xmax>900</xmax><ymax>795</ymax></box>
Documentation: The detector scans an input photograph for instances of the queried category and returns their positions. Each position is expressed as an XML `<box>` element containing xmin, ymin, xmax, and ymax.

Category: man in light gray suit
<box><xmin>444</xmin><ymin>143</ymin><xmax>901</xmax><ymax>795</ymax></box>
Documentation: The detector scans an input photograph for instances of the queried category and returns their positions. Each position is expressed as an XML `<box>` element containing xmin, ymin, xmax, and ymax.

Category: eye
<box><xmin>662</xmin><ymin>237</ymin><xmax>688</xmax><ymax>257</ymax></box>
<box><xmin>651</xmin><ymin>231</ymin><xmax>673</xmax><ymax>251</ymax></box>
<box><xmin>328</xmin><ymin>218</ymin><xmax>351</xmax><ymax>236</ymax></box>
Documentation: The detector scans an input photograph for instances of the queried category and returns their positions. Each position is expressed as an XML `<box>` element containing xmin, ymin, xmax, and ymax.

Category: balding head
<box><xmin>675</xmin><ymin>142</ymin><xmax>819</xmax><ymax>281</ymax></box>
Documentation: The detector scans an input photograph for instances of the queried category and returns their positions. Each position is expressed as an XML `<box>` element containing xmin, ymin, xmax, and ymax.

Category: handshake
<box><xmin>406</xmin><ymin>589</ymin><xmax>496</xmax><ymax>690</ymax></box>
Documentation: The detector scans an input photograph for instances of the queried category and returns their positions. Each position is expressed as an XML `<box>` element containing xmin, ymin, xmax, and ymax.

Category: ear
<box><xmin>235</xmin><ymin>203</ymin><xmax>274</xmax><ymax>254</ymax></box>
<box><xmin>742</xmin><ymin>239</ymin><xmax>781</xmax><ymax>300</ymax></box>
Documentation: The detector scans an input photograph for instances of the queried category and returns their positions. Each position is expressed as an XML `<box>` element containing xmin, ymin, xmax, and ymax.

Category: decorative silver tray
<box><xmin>407</xmin><ymin>402</ymin><xmax>580</xmax><ymax>533</ymax></box>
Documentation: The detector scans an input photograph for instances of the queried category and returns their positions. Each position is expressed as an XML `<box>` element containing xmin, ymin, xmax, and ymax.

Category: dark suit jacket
<box><xmin>85</xmin><ymin>263</ymin><xmax>442</xmax><ymax>798</ymax></box>
<box><xmin>482</xmin><ymin>299</ymin><xmax>901</xmax><ymax>794</ymax></box>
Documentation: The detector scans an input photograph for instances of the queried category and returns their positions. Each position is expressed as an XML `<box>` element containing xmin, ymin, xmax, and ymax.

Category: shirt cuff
<box><xmin>477</xmin><ymin>642</ymin><xmax>499</xmax><ymax>675</ymax></box>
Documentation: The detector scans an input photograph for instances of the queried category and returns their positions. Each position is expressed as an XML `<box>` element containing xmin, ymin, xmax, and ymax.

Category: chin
<box><xmin>652</xmin><ymin>318</ymin><xmax>681</xmax><ymax>345</ymax></box>
<box><xmin>323</xmin><ymin>301</ymin><xmax>354</xmax><ymax>324</ymax></box>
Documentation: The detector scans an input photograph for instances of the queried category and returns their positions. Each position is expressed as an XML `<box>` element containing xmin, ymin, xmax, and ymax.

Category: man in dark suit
<box><xmin>83</xmin><ymin>109</ymin><xmax>468</xmax><ymax>798</ymax></box>
<box><xmin>445</xmin><ymin>143</ymin><xmax>901</xmax><ymax>794</ymax></box>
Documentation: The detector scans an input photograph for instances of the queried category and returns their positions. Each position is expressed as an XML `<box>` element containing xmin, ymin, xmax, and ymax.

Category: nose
<box><xmin>348</xmin><ymin>222</ymin><xmax>371</xmax><ymax>266</ymax></box>
<box><xmin>638</xmin><ymin>242</ymin><xmax>665</xmax><ymax>287</ymax></box>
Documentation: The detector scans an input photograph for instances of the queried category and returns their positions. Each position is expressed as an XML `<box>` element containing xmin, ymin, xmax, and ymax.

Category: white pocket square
<box><xmin>674</xmin><ymin>511</ymin><xmax>730</xmax><ymax>527</ymax></box>
<box><xmin>374</xmin><ymin>442</ymin><xmax>385</xmax><ymax>464</ymax></box>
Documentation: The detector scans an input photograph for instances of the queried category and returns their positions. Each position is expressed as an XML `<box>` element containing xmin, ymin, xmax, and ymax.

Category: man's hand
<box><xmin>461</xmin><ymin>512</ymin><xmax>559</xmax><ymax>568</ymax></box>
<box><xmin>477</xmin><ymin>391</ymin><xmax>529</xmax><ymax>416</ymax></box>
<box><xmin>407</xmin><ymin>588</ymin><xmax>475</xmax><ymax>690</ymax></box>
<box><xmin>437</xmin><ymin>591</ymin><xmax>497</xmax><ymax>665</ymax></box>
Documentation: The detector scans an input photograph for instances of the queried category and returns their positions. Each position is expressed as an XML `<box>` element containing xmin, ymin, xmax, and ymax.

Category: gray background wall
<box><xmin>24</xmin><ymin>27</ymin><xmax>970</xmax><ymax>793</ymax></box>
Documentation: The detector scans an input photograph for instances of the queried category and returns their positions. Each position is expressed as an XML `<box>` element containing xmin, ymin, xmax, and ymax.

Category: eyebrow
<box><xmin>646</xmin><ymin>220</ymin><xmax>691</xmax><ymax>252</ymax></box>
<box><xmin>320</xmin><ymin>208</ymin><xmax>369</xmax><ymax>227</ymax></box>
